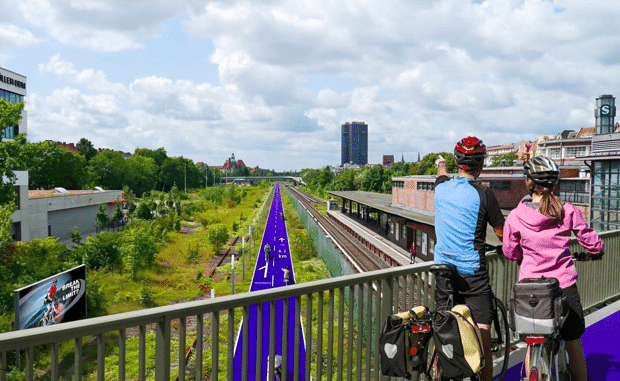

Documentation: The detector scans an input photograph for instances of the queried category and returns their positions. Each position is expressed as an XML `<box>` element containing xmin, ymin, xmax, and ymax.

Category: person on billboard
<box><xmin>45</xmin><ymin>280</ymin><xmax>58</xmax><ymax>305</ymax></box>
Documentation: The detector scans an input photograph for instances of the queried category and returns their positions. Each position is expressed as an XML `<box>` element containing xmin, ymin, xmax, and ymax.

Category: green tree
<box><xmin>159</xmin><ymin>157</ymin><xmax>186</xmax><ymax>192</ymax></box>
<box><xmin>70</xmin><ymin>226</ymin><xmax>82</xmax><ymax>246</ymax></box>
<box><xmin>409</xmin><ymin>152</ymin><xmax>457</xmax><ymax>175</ymax></box>
<box><xmin>208</xmin><ymin>223</ymin><xmax>229</xmax><ymax>254</ymax></box>
<box><xmin>26</xmin><ymin>141</ymin><xmax>93</xmax><ymax>190</ymax></box>
<box><xmin>112</xmin><ymin>203</ymin><xmax>124</xmax><ymax>225</ymax></box>
<box><xmin>490</xmin><ymin>152</ymin><xmax>518</xmax><ymax>167</ymax></box>
<box><xmin>135</xmin><ymin>201</ymin><xmax>153</xmax><ymax>220</ymax></box>
<box><xmin>125</xmin><ymin>155</ymin><xmax>158</xmax><ymax>195</ymax></box>
<box><xmin>0</xmin><ymin>205</ymin><xmax>15</xmax><ymax>245</ymax></box>
<box><xmin>95</xmin><ymin>204</ymin><xmax>109</xmax><ymax>230</ymax></box>
<box><xmin>0</xmin><ymin>99</ymin><xmax>25</xmax><ymax>204</ymax></box>
<box><xmin>332</xmin><ymin>169</ymin><xmax>356</xmax><ymax>191</ymax></box>
<box><xmin>76</xmin><ymin>137</ymin><xmax>97</xmax><ymax>162</ymax></box>
<box><xmin>120</xmin><ymin>221</ymin><xmax>161</xmax><ymax>278</ymax></box>
<box><xmin>355</xmin><ymin>165</ymin><xmax>386</xmax><ymax>192</ymax></box>
<box><xmin>134</xmin><ymin>147</ymin><xmax>167</xmax><ymax>167</ymax></box>
<box><xmin>78</xmin><ymin>231</ymin><xmax>122</xmax><ymax>271</ymax></box>
<box><xmin>90</xmin><ymin>150</ymin><xmax>128</xmax><ymax>190</ymax></box>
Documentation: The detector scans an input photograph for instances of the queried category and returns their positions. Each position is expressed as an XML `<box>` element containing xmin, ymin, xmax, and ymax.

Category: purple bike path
<box><xmin>232</xmin><ymin>184</ymin><xmax>307</xmax><ymax>381</ymax></box>
<box><xmin>499</xmin><ymin>307</ymin><xmax>620</xmax><ymax>380</ymax></box>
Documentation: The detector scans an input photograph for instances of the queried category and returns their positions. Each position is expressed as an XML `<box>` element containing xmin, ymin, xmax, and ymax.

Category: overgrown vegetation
<box><xmin>0</xmin><ymin>182</ymin><xmax>337</xmax><ymax>380</ymax></box>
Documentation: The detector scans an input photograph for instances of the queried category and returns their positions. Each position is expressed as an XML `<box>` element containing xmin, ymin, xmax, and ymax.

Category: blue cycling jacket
<box><xmin>434</xmin><ymin>175</ymin><xmax>504</xmax><ymax>275</ymax></box>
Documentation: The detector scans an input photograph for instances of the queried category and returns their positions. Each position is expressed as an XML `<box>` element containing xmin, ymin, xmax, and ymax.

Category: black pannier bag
<box><xmin>510</xmin><ymin>277</ymin><xmax>568</xmax><ymax>335</ymax></box>
<box><xmin>431</xmin><ymin>305</ymin><xmax>484</xmax><ymax>379</ymax></box>
<box><xmin>379</xmin><ymin>314</ymin><xmax>411</xmax><ymax>378</ymax></box>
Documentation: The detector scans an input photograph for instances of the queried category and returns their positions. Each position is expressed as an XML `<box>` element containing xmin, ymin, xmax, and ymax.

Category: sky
<box><xmin>2</xmin><ymin>0</ymin><xmax>620</xmax><ymax>172</ymax></box>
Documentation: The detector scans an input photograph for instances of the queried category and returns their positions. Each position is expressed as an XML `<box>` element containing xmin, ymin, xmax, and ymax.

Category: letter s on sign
<box><xmin>601</xmin><ymin>105</ymin><xmax>611</xmax><ymax>116</ymax></box>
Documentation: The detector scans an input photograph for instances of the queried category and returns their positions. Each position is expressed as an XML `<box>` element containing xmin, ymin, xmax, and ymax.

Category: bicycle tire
<box><xmin>529</xmin><ymin>343</ymin><xmax>552</xmax><ymax>381</ymax></box>
<box><xmin>422</xmin><ymin>339</ymin><xmax>443</xmax><ymax>381</ymax></box>
<box><xmin>555</xmin><ymin>341</ymin><xmax>571</xmax><ymax>381</ymax></box>
<box><xmin>491</xmin><ymin>297</ymin><xmax>511</xmax><ymax>380</ymax></box>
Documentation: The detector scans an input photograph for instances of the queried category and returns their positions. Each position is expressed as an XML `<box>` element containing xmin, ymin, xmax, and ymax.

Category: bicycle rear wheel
<box><xmin>528</xmin><ymin>343</ymin><xmax>552</xmax><ymax>381</ymax></box>
<box><xmin>491</xmin><ymin>297</ymin><xmax>511</xmax><ymax>380</ymax></box>
<box><xmin>421</xmin><ymin>338</ymin><xmax>442</xmax><ymax>381</ymax></box>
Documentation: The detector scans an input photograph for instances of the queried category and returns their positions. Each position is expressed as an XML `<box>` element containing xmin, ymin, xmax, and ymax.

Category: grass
<box><xmin>18</xmin><ymin>183</ymin><xmax>342</xmax><ymax>381</ymax></box>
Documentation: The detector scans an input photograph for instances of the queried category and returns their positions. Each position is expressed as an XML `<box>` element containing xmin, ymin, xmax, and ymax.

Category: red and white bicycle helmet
<box><xmin>454</xmin><ymin>136</ymin><xmax>487</xmax><ymax>171</ymax></box>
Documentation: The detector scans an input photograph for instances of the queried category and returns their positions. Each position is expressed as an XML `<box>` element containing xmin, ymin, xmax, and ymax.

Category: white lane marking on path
<box><xmin>259</xmin><ymin>263</ymin><xmax>268</xmax><ymax>279</ymax></box>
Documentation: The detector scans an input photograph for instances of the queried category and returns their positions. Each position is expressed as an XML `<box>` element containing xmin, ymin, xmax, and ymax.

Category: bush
<box><xmin>140</xmin><ymin>282</ymin><xmax>156</xmax><ymax>308</ymax></box>
<box><xmin>79</xmin><ymin>232</ymin><xmax>122</xmax><ymax>271</ymax></box>
<box><xmin>186</xmin><ymin>244</ymin><xmax>202</xmax><ymax>264</ymax></box>
<box><xmin>135</xmin><ymin>202</ymin><xmax>153</xmax><ymax>220</ymax></box>
<box><xmin>86</xmin><ymin>276</ymin><xmax>108</xmax><ymax>318</ymax></box>
<box><xmin>208</xmin><ymin>223</ymin><xmax>229</xmax><ymax>254</ymax></box>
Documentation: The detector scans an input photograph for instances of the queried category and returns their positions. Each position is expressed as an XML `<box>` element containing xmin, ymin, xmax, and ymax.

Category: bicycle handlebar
<box><xmin>572</xmin><ymin>251</ymin><xmax>604</xmax><ymax>261</ymax></box>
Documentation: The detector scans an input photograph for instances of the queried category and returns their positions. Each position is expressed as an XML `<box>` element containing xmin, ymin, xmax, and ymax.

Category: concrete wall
<box><xmin>27</xmin><ymin>191</ymin><xmax>122</xmax><ymax>241</ymax></box>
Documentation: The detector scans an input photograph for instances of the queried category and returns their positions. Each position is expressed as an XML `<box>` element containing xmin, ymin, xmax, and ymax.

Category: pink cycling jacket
<box><xmin>503</xmin><ymin>200</ymin><xmax>604</xmax><ymax>289</ymax></box>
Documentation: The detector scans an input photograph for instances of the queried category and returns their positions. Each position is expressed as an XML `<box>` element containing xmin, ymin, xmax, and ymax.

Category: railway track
<box><xmin>206</xmin><ymin>236</ymin><xmax>241</xmax><ymax>278</ymax></box>
<box><xmin>286</xmin><ymin>185</ymin><xmax>389</xmax><ymax>272</ymax></box>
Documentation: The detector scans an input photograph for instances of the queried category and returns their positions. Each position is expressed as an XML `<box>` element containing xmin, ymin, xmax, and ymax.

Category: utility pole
<box><xmin>231</xmin><ymin>254</ymin><xmax>235</xmax><ymax>295</ymax></box>
<box><xmin>242</xmin><ymin>237</ymin><xmax>245</xmax><ymax>281</ymax></box>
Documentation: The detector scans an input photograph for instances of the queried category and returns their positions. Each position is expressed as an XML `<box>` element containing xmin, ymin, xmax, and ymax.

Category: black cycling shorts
<box><xmin>560</xmin><ymin>284</ymin><xmax>586</xmax><ymax>341</ymax></box>
<box><xmin>435</xmin><ymin>268</ymin><xmax>495</xmax><ymax>325</ymax></box>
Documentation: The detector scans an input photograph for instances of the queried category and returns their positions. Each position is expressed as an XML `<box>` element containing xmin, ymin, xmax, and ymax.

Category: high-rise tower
<box><xmin>341</xmin><ymin>121</ymin><xmax>368</xmax><ymax>166</ymax></box>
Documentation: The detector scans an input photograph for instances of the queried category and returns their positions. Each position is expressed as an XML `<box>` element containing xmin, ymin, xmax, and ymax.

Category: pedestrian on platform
<box><xmin>264</xmin><ymin>243</ymin><xmax>271</xmax><ymax>263</ymax></box>
<box><xmin>410</xmin><ymin>242</ymin><xmax>417</xmax><ymax>264</ymax></box>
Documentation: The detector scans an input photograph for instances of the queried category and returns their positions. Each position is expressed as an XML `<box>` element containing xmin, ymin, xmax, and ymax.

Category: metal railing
<box><xmin>2</xmin><ymin>231</ymin><xmax>619</xmax><ymax>381</ymax></box>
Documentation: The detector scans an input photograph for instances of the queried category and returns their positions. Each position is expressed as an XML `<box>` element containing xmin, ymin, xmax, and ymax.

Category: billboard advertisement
<box><xmin>14</xmin><ymin>265</ymin><xmax>87</xmax><ymax>330</ymax></box>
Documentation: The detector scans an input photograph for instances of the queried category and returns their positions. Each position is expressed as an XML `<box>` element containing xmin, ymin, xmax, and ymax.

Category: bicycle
<box><xmin>513</xmin><ymin>251</ymin><xmax>602</xmax><ymax>381</ymax></box>
<box><xmin>388</xmin><ymin>255</ymin><xmax>510</xmax><ymax>380</ymax></box>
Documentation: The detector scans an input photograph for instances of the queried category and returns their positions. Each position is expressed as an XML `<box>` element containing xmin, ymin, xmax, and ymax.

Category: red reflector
<box><xmin>411</xmin><ymin>324</ymin><xmax>431</xmax><ymax>333</ymax></box>
<box><xmin>525</xmin><ymin>337</ymin><xmax>546</xmax><ymax>345</ymax></box>
<box><xmin>410</xmin><ymin>347</ymin><xmax>418</xmax><ymax>356</ymax></box>
<box><xmin>529</xmin><ymin>367</ymin><xmax>538</xmax><ymax>381</ymax></box>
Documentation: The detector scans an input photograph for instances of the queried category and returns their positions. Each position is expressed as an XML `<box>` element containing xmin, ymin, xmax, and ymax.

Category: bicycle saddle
<box><xmin>429</xmin><ymin>263</ymin><xmax>457</xmax><ymax>275</ymax></box>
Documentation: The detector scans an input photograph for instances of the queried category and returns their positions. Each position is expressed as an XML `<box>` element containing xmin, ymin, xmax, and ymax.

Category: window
<box><xmin>402</xmin><ymin>224</ymin><xmax>407</xmax><ymax>241</ymax></box>
<box><xmin>416</xmin><ymin>230</ymin><xmax>422</xmax><ymax>249</ymax></box>
<box><xmin>393</xmin><ymin>181</ymin><xmax>404</xmax><ymax>188</ymax></box>
<box><xmin>417</xmin><ymin>182</ymin><xmax>435</xmax><ymax>191</ymax></box>
<box><xmin>565</xmin><ymin>146</ymin><xmax>587</xmax><ymax>158</ymax></box>
<box><xmin>429</xmin><ymin>238</ymin><xmax>435</xmax><ymax>255</ymax></box>
<box><xmin>548</xmin><ymin>148</ymin><xmax>561</xmax><ymax>159</ymax></box>
<box><xmin>14</xmin><ymin>186</ymin><xmax>20</xmax><ymax>210</ymax></box>
<box><xmin>490</xmin><ymin>181</ymin><xmax>511</xmax><ymax>190</ymax></box>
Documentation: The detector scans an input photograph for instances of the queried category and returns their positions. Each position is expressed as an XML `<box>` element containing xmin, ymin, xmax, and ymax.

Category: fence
<box><xmin>1</xmin><ymin>204</ymin><xmax>619</xmax><ymax>381</ymax></box>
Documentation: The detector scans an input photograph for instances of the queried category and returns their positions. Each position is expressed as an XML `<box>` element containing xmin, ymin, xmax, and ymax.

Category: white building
<box><xmin>9</xmin><ymin>171</ymin><xmax>122</xmax><ymax>242</ymax></box>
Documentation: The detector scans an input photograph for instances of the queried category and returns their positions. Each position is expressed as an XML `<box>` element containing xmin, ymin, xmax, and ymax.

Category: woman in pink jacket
<box><xmin>503</xmin><ymin>156</ymin><xmax>604</xmax><ymax>381</ymax></box>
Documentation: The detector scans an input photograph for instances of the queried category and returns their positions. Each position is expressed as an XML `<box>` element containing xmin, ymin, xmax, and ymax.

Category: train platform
<box><xmin>328</xmin><ymin>210</ymin><xmax>414</xmax><ymax>266</ymax></box>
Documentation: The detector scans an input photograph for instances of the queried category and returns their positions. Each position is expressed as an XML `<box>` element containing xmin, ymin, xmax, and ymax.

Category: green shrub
<box><xmin>186</xmin><ymin>244</ymin><xmax>202</xmax><ymax>264</ymax></box>
<box><xmin>140</xmin><ymin>282</ymin><xmax>156</xmax><ymax>308</ymax></box>
<box><xmin>86</xmin><ymin>276</ymin><xmax>108</xmax><ymax>318</ymax></box>
<box><xmin>208</xmin><ymin>223</ymin><xmax>229</xmax><ymax>254</ymax></box>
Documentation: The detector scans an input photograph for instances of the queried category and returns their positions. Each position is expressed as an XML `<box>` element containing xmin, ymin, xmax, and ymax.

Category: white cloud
<box><xmin>18</xmin><ymin>0</ymin><xmax>186</xmax><ymax>52</ymax></box>
<box><xmin>14</xmin><ymin>0</ymin><xmax>620</xmax><ymax>169</ymax></box>
<box><xmin>0</xmin><ymin>24</ymin><xmax>43</xmax><ymax>47</ymax></box>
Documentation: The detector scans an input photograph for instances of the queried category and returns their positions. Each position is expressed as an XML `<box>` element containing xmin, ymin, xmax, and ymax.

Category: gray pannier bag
<box><xmin>509</xmin><ymin>277</ymin><xmax>568</xmax><ymax>335</ymax></box>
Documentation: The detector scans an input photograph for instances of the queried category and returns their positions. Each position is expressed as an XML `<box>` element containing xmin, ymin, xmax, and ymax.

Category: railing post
<box><xmin>156</xmin><ymin>316</ymin><xmax>171</xmax><ymax>381</ymax></box>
